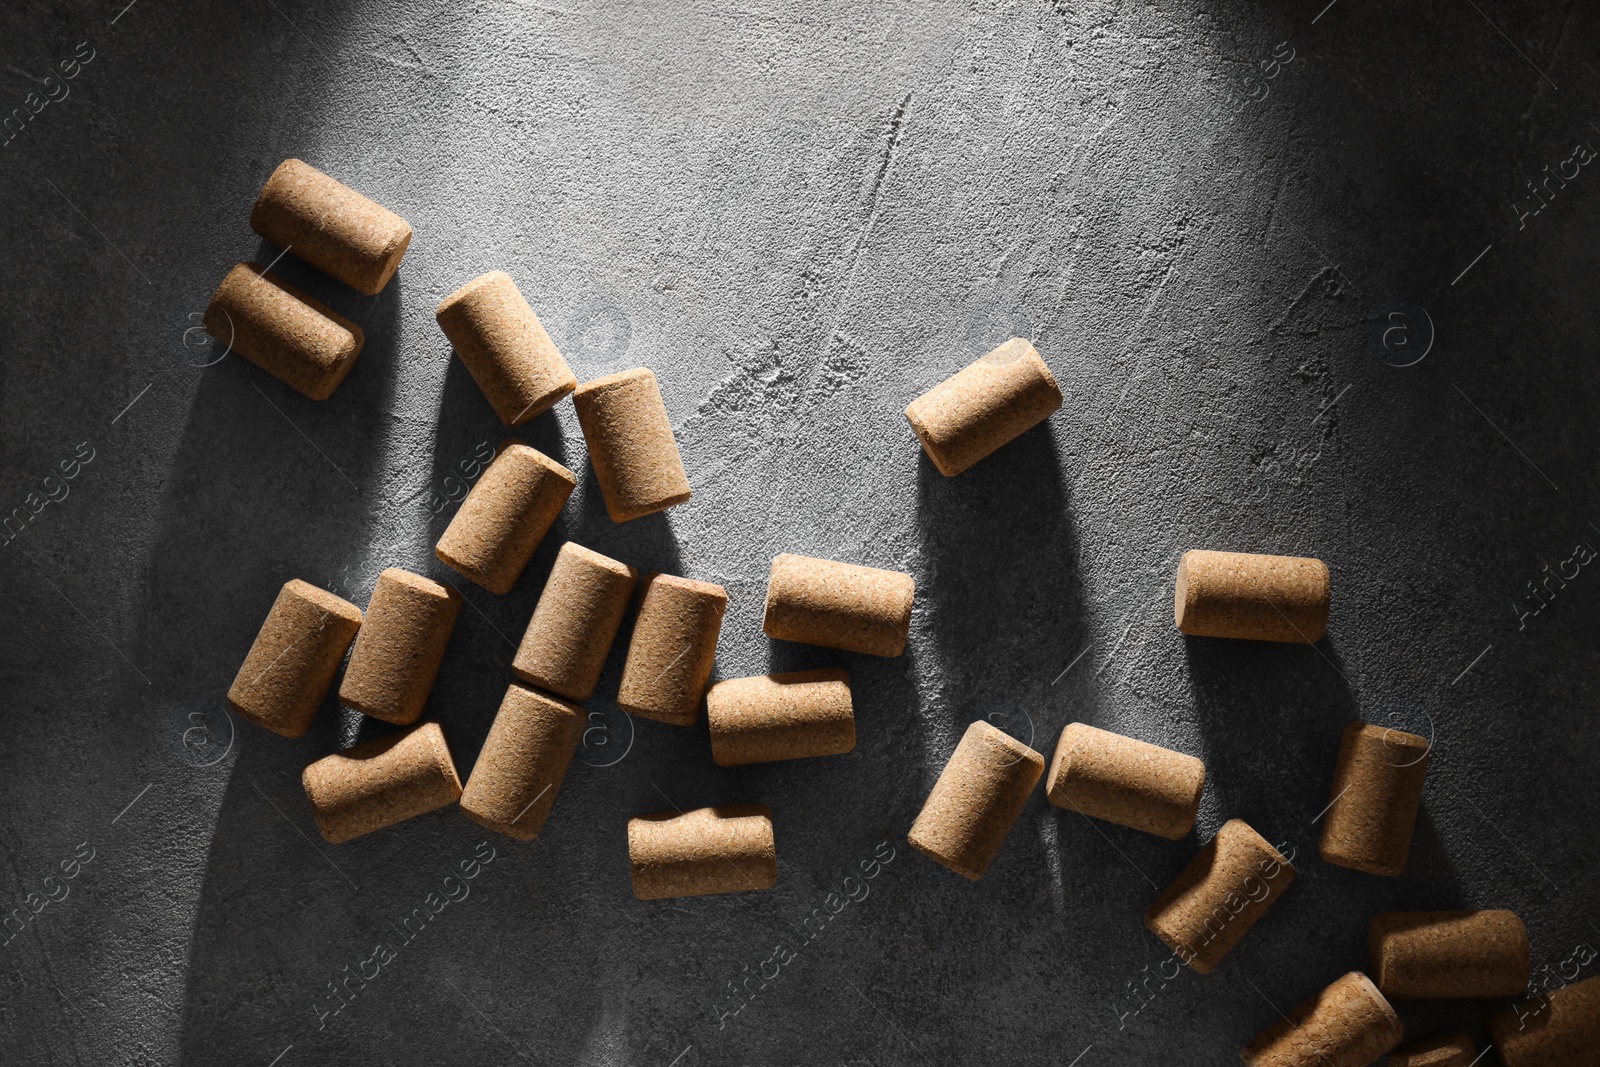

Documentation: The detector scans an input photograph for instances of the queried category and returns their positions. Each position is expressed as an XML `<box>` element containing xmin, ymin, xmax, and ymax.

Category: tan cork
<box><xmin>572</xmin><ymin>368</ymin><xmax>691</xmax><ymax>523</ymax></box>
<box><xmin>1174</xmin><ymin>549</ymin><xmax>1330</xmax><ymax>643</ymax></box>
<box><xmin>706</xmin><ymin>668</ymin><xmax>855</xmax><ymax>767</ymax></box>
<box><xmin>435</xmin><ymin>272</ymin><xmax>577</xmax><ymax>427</ymax></box>
<box><xmin>1319</xmin><ymin>721</ymin><xmax>1430</xmax><ymax>877</ymax></box>
<box><xmin>628</xmin><ymin>804</ymin><xmax>777</xmax><ymax>900</ymax></box>
<box><xmin>1144</xmin><ymin>818</ymin><xmax>1295</xmax><ymax>974</ymax></box>
<box><xmin>512</xmin><ymin>542</ymin><xmax>637</xmax><ymax>701</ymax></box>
<box><xmin>761</xmin><ymin>553</ymin><xmax>915</xmax><ymax>658</ymax></box>
<box><xmin>1388</xmin><ymin>1033</ymin><xmax>1479</xmax><ymax>1067</ymax></box>
<box><xmin>1044</xmin><ymin>722</ymin><xmax>1205</xmax><ymax>840</ymax></box>
<box><xmin>203</xmin><ymin>263</ymin><xmax>364</xmax><ymax>401</ymax></box>
<box><xmin>903</xmin><ymin>338</ymin><xmax>1063</xmax><ymax>476</ymax></box>
<box><xmin>227</xmin><ymin>579</ymin><xmax>362</xmax><ymax>739</ymax></box>
<box><xmin>301</xmin><ymin>722</ymin><xmax>462</xmax><ymax>844</ymax></box>
<box><xmin>1488</xmin><ymin>974</ymin><xmax>1600</xmax><ymax>1066</ymax></box>
<box><xmin>907</xmin><ymin>720</ymin><xmax>1044</xmax><ymax>881</ymax></box>
<box><xmin>1369</xmin><ymin>910</ymin><xmax>1530</xmax><ymax>999</ymax></box>
<box><xmin>616</xmin><ymin>573</ymin><xmax>726</xmax><ymax>726</ymax></box>
<box><xmin>338</xmin><ymin>568</ymin><xmax>461</xmax><ymax>726</ymax></box>
<box><xmin>435</xmin><ymin>442</ymin><xmax>576</xmax><ymax>595</ymax></box>
<box><xmin>249</xmin><ymin>158</ymin><xmax>412</xmax><ymax>296</ymax></box>
<box><xmin>459</xmin><ymin>684</ymin><xmax>583</xmax><ymax>841</ymax></box>
<box><xmin>1239</xmin><ymin>972</ymin><xmax>1404</xmax><ymax>1067</ymax></box>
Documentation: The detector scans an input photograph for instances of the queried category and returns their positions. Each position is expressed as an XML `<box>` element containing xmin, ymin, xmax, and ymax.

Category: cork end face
<box><xmin>502</xmin><ymin>378</ymin><xmax>577</xmax><ymax>428</ymax></box>
<box><xmin>226</xmin><ymin>692</ymin><xmax>311</xmax><ymax>739</ymax></box>
<box><xmin>904</xmin><ymin>405</ymin><xmax>963</xmax><ymax>477</ymax></box>
<box><xmin>617</xmin><ymin>700</ymin><xmax>701</xmax><ymax>728</ymax></box>
<box><xmin>906</xmin><ymin>828</ymin><xmax>985</xmax><ymax>881</ymax></box>
<box><xmin>358</xmin><ymin>225</ymin><xmax>413</xmax><ymax>296</ymax></box>
<box><xmin>459</xmin><ymin>802</ymin><xmax>539</xmax><ymax>842</ymax></box>
<box><xmin>968</xmin><ymin>719</ymin><xmax>1046</xmax><ymax>771</ymax></box>
<box><xmin>433</xmin><ymin>543</ymin><xmax>513</xmax><ymax>596</ymax></box>
<box><xmin>376</xmin><ymin>566</ymin><xmax>456</xmax><ymax>603</ymax></box>
<box><xmin>436</xmin><ymin>270</ymin><xmax>511</xmax><ymax>319</ymax></box>
<box><xmin>575</xmin><ymin>366</ymin><xmax>654</xmax><ymax>398</ymax></box>
<box><xmin>282</xmin><ymin>579</ymin><xmax>363</xmax><ymax>625</ymax></box>
<box><xmin>498</xmin><ymin>440</ymin><xmax>579</xmax><ymax>486</ymax></box>
<box><xmin>1318</xmin><ymin>843</ymin><xmax>1405</xmax><ymax>878</ymax></box>
<box><xmin>1173</xmin><ymin>551</ymin><xmax>1197</xmax><ymax>632</ymax></box>
<box><xmin>603</xmin><ymin>487</ymin><xmax>693</xmax><ymax>524</ymax></box>
<box><xmin>560</xmin><ymin>541</ymin><xmax>637</xmax><ymax>581</ymax></box>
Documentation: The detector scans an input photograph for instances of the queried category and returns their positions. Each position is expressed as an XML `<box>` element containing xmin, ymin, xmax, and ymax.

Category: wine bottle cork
<box><xmin>512</xmin><ymin>542</ymin><xmax>637</xmax><ymax>701</ymax></box>
<box><xmin>1044</xmin><ymin>722</ymin><xmax>1205</xmax><ymax>839</ymax></box>
<box><xmin>459</xmin><ymin>684</ymin><xmax>582</xmax><ymax>841</ymax></box>
<box><xmin>1144</xmin><ymin>819</ymin><xmax>1295</xmax><ymax>974</ymax></box>
<box><xmin>571</xmin><ymin>368</ymin><xmax>691</xmax><ymax>523</ymax></box>
<box><xmin>1240</xmin><ymin>972</ymin><xmax>1404</xmax><ymax>1067</ymax></box>
<box><xmin>761</xmin><ymin>553</ymin><xmax>915</xmax><ymax>657</ymax></box>
<box><xmin>227</xmin><ymin>579</ymin><xmax>362</xmax><ymax>738</ymax></box>
<box><xmin>628</xmin><ymin>804</ymin><xmax>776</xmax><ymax>900</ymax></box>
<box><xmin>301</xmin><ymin>722</ymin><xmax>462</xmax><ymax>844</ymax></box>
<box><xmin>435</xmin><ymin>272</ymin><xmax>578</xmax><ymax>426</ymax></box>
<box><xmin>249</xmin><ymin>158</ymin><xmax>412</xmax><ymax>295</ymax></box>
<box><xmin>338</xmin><ymin>568</ymin><xmax>461</xmax><ymax>726</ymax></box>
<box><xmin>1369</xmin><ymin>910</ymin><xmax>1530</xmax><ymax>999</ymax></box>
<box><xmin>435</xmin><ymin>442</ymin><xmax>576</xmax><ymax>595</ymax></box>
<box><xmin>1319</xmin><ymin>722</ymin><xmax>1430</xmax><ymax>877</ymax></box>
<box><xmin>1174</xmin><ymin>549</ymin><xmax>1331</xmax><ymax>643</ymax></box>
<box><xmin>616</xmin><ymin>573</ymin><xmax>726</xmax><ymax>726</ymax></box>
<box><xmin>706</xmin><ymin>669</ymin><xmax>855</xmax><ymax>767</ymax></box>
<box><xmin>903</xmin><ymin>338</ymin><xmax>1063</xmax><ymax>476</ymax></box>
<box><xmin>907</xmin><ymin>720</ymin><xmax>1044</xmax><ymax>880</ymax></box>
<box><xmin>1389</xmin><ymin>1033</ymin><xmax>1479</xmax><ymax>1067</ymax></box>
<box><xmin>203</xmin><ymin>263</ymin><xmax>364</xmax><ymax>401</ymax></box>
<box><xmin>1488</xmin><ymin>974</ymin><xmax>1600</xmax><ymax>1066</ymax></box>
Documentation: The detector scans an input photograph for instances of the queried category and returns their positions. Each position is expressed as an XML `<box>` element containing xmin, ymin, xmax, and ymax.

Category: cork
<box><xmin>301</xmin><ymin>722</ymin><xmax>462</xmax><ymax>844</ymax></box>
<box><xmin>762</xmin><ymin>553</ymin><xmax>915</xmax><ymax>657</ymax></box>
<box><xmin>571</xmin><ymin>368</ymin><xmax>691</xmax><ymax>523</ymax></box>
<box><xmin>628</xmin><ymin>804</ymin><xmax>776</xmax><ymax>900</ymax></box>
<box><xmin>512</xmin><ymin>542</ymin><xmax>638</xmax><ymax>701</ymax></box>
<box><xmin>1388</xmin><ymin>1033</ymin><xmax>1479</xmax><ymax>1067</ymax></box>
<box><xmin>1174</xmin><ymin>549</ymin><xmax>1331</xmax><ymax>643</ymax></box>
<box><xmin>706</xmin><ymin>669</ymin><xmax>855</xmax><ymax>767</ymax></box>
<box><xmin>616</xmin><ymin>573</ymin><xmax>727</xmax><ymax>726</ymax></box>
<box><xmin>435</xmin><ymin>442</ymin><xmax>576</xmax><ymax>595</ymax></box>
<box><xmin>1369</xmin><ymin>910</ymin><xmax>1530</xmax><ymax>999</ymax></box>
<box><xmin>1044</xmin><ymin>722</ymin><xmax>1205</xmax><ymax>839</ymax></box>
<box><xmin>906</xmin><ymin>720</ymin><xmax>1044</xmax><ymax>880</ymax></box>
<box><xmin>1319</xmin><ymin>721</ymin><xmax>1430</xmax><ymax>877</ymax></box>
<box><xmin>249</xmin><ymin>158</ymin><xmax>412</xmax><ymax>295</ymax></box>
<box><xmin>337</xmin><ymin>568</ymin><xmax>461</xmax><ymax>726</ymax></box>
<box><xmin>459</xmin><ymin>684</ymin><xmax>583</xmax><ymax>841</ymax></box>
<box><xmin>1144</xmin><ymin>818</ymin><xmax>1295</xmax><ymax>974</ymax></box>
<box><xmin>1239</xmin><ymin>972</ymin><xmax>1404</xmax><ymax>1067</ymax></box>
<box><xmin>203</xmin><ymin>263</ymin><xmax>364</xmax><ymax>401</ymax></box>
<box><xmin>1488</xmin><ymin>974</ymin><xmax>1600</xmax><ymax>1067</ymax></box>
<box><xmin>435</xmin><ymin>272</ymin><xmax>578</xmax><ymax>426</ymax></box>
<box><xmin>226</xmin><ymin>579</ymin><xmax>362</xmax><ymax>738</ymax></box>
<box><xmin>903</xmin><ymin>338</ymin><xmax>1063</xmax><ymax>476</ymax></box>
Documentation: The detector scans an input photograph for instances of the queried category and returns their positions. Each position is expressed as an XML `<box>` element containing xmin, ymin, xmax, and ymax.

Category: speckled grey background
<box><xmin>2</xmin><ymin>0</ymin><xmax>1598</xmax><ymax>1064</ymax></box>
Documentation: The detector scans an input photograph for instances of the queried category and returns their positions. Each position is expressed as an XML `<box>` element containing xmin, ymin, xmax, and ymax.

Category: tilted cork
<box><xmin>762</xmin><ymin>553</ymin><xmax>915</xmax><ymax>657</ymax></box>
<box><xmin>616</xmin><ymin>573</ymin><xmax>726</xmax><ymax>726</ymax></box>
<box><xmin>1144</xmin><ymin>819</ymin><xmax>1295</xmax><ymax>974</ymax></box>
<box><xmin>301</xmin><ymin>722</ymin><xmax>462</xmax><ymax>844</ymax></box>
<box><xmin>435</xmin><ymin>272</ymin><xmax>577</xmax><ymax>426</ymax></box>
<box><xmin>1388</xmin><ymin>1032</ymin><xmax>1480</xmax><ymax>1067</ymax></box>
<box><xmin>706</xmin><ymin>669</ymin><xmax>855</xmax><ymax>767</ymax></box>
<box><xmin>435</xmin><ymin>442</ymin><xmax>576</xmax><ymax>595</ymax></box>
<box><xmin>338</xmin><ymin>568</ymin><xmax>461</xmax><ymax>726</ymax></box>
<box><xmin>907</xmin><ymin>720</ymin><xmax>1044</xmax><ymax>881</ymax></box>
<box><xmin>1239</xmin><ymin>972</ymin><xmax>1404</xmax><ymax>1067</ymax></box>
<box><xmin>1319</xmin><ymin>721</ymin><xmax>1430</xmax><ymax>877</ymax></box>
<box><xmin>903</xmin><ymin>338</ymin><xmax>1063</xmax><ymax>476</ymax></box>
<box><xmin>249</xmin><ymin>158</ymin><xmax>412</xmax><ymax>295</ymax></box>
<box><xmin>1369</xmin><ymin>910</ymin><xmax>1530</xmax><ymax>999</ymax></box>
<box><xmin>227</xmin><ymin>579</ymin><xmax>362</xmax><ymax>738</ymax></box>
<box><xmin>628</xmin><ymin>804</ymin><xmax>776</xmax><ymax>900</ymax></box>
<box><xmin>1488</xmin><ymin>974</ymin><xmax>1600</xmax><ymax>1066</ymax></box>
<box><xmin>459</xmin><ymin>684</ymin><xmax>583</xmax><ymax>841</ymax></box>
<box><xmin>1044</xmin><ymin>722</ymin><xmax>1205</xmax><ymax>840</ymax></box>
<box><xmin>1174</xmin><ymin>549</ymin><xmax>1330</xmax><ymax>643</ymax></box>
<box><xmin>203</xmin><ymin>263</ymin><xmax>364</xmax><ymax>401</ymax></box>
<box><xmin>513</xmin><ymin>542</ymin><xmax>637</xmax><ymax>701</ymax></box>
<box><xmin>572</xmin><ymin>368</ymin><xmax>691</xmax><ymax>523</ymax></box>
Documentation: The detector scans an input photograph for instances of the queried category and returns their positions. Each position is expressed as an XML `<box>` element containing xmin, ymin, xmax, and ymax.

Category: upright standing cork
<box><xmin>616</xmin><ymin>573</ymin><xmax>726</xmax><ymax>726</ymax></box>
<box><xmin>904</xmin><ymin>338</ymin><xmax>1063</xmax><ymax>476</ymax></box>
<box><xmin>1319</xmin><ymin>721</ymin><xmax>1430</xmax><ymax>877</ymax></box>
<box><xmin>204</xmin><ymin>263</ymin><xmax>364</xmax><ymax>400</ymax></box>
<box><xmin>227</xmin><ymin>579</ymin><xmax>362</xmax><ymax>738</ymax></box>
<box><xmin>706</xmin><ymin>669</ymin><xmax>855</xmax><ymax>767</ymax></box>
<box><xmin>249</xmin><ymin>158</ymin><xmax>413</xmax><ymax>295</ymax></box>
<box><xmin>572</xmin><ymin>368</ymin><xmax>691</xmax><ymax>523</ymax></box>
<box><xmin>435</xmin><ymin>442</ymin><xmax>576</xmax><ymax>595</ymax></box>
<box><xmin>1174</xmin><ymin>549</ymin><xmax>1331</xmax><ymax>643</ymax></box>
<box><xmin>513</xmin><ymin>542</ymin><xmax>637</xmax><ymax>701</ymax></box>
<box><xmin>1240</xmin><ymin>972</ymin><xmax>1404</xmax><ymax>1067</ymax></box>
<box><xmin>459</xmin><ymin>684</ymin><xmax>583</xmax><ymax>841</ymax></box>
<box><xmin>1145</xmin><ymin>819</ymin><xmax>1295</xmax><ymax>973</ymax></box>
<box><xmin>1488</xmin><ymin>974</ymin><xmax>1600</xmax><ymax>1066</ymax></box>
<box><xmin>338</xmin><ymin>568</ymin><xmax>461</xmax><ymax>726</ymax></box>
<box><xmin>1389</xmin><ymin>1033</ymin><xmax>1479</xmax><ymax>1067</ymax></box>
<box><xmin>435</xmin><ymin>272</ymin><xmax>578</xmax><ymax>426</ymax></box>
<box><xmin>301</xmin><ymin>722</ymin><xmax>462</xmax><ymax>844</ymax></box>
<box><xmin>907</xmin><ymin>720</ymin><xmax>1044</xmax><ymax>880</ymax></box>
<box><xmin>762</xmin><ymin>554</ymin><xmax>915</xmax><ymax>657</ymax></box>
<box><xmin>1044</xmin><ymin>722</ymin><xmax>1205</xmax><ymax>839</ymax></box>
<box><xmin>628</xmin><ymin>804</ymin><xmax>776</xmax><ymax>900</ymax></box>
<box><xmin>1369</xmin><ymin>910</ymin><xmax>1530</xmax><ymax>999</ymax></box>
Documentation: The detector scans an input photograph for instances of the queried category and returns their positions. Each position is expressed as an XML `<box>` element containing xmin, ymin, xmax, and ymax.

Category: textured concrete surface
<box><xmin>2</xmin><ymin>1</ymin><xmax>1599</xmax><ymax>1064</ymax></box>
